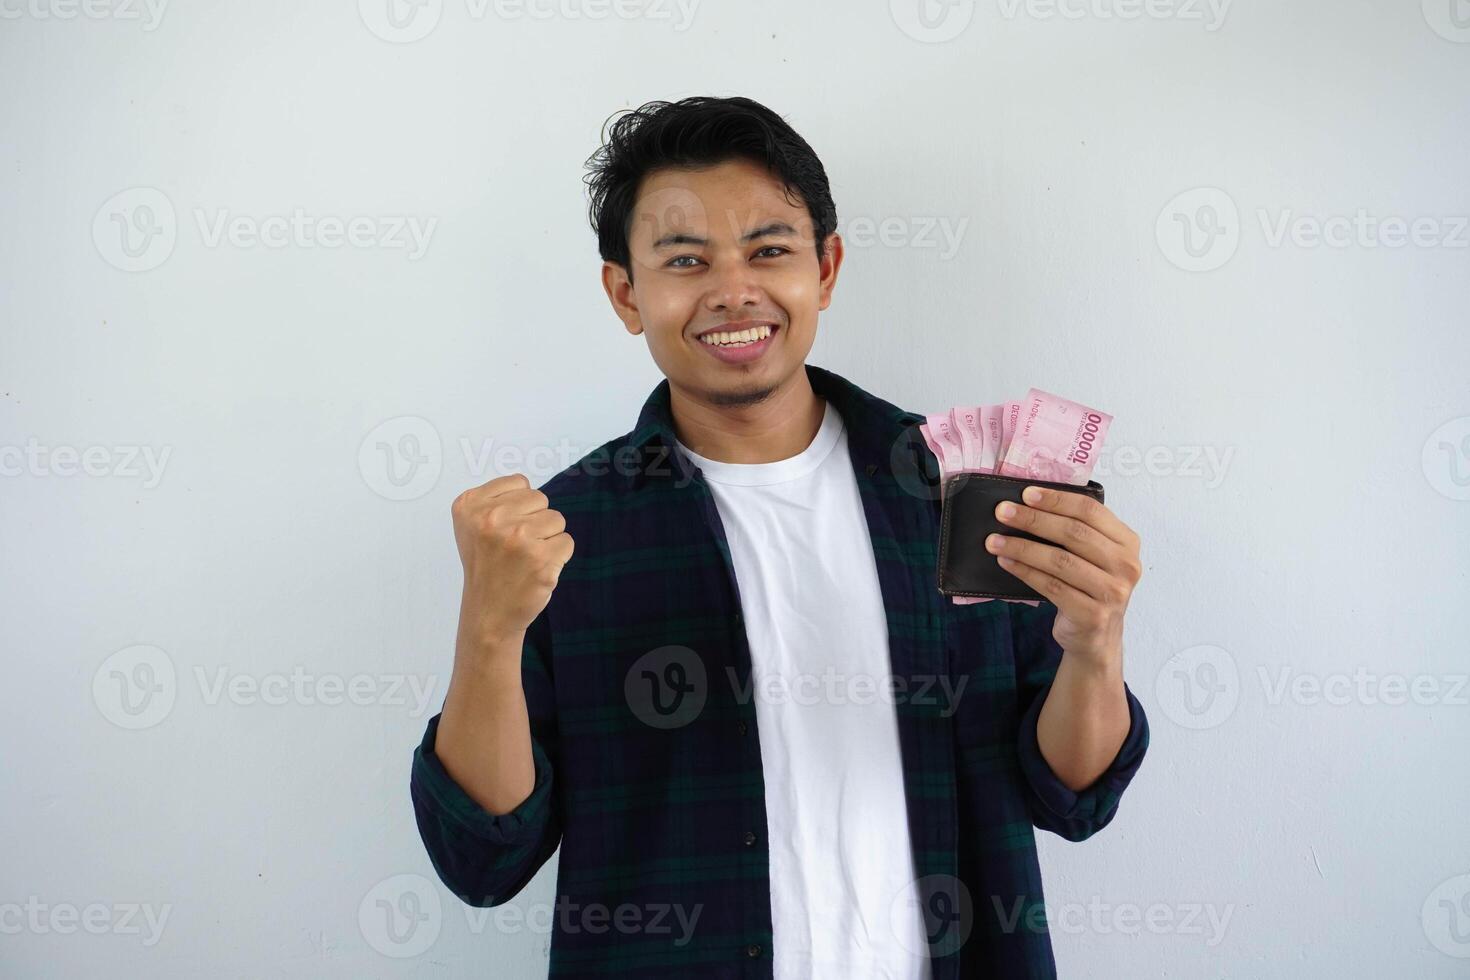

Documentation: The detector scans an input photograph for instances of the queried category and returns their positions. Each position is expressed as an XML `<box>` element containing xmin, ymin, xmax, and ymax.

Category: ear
<box><xmin>601</xmin><ymin>261</ymin><xmax>643</xmax><ymax>336</ymax></box>
<box><xmin>816</xmin><ymin>232</ymin><xmax>844</xmax><ymax>312</ymax></box>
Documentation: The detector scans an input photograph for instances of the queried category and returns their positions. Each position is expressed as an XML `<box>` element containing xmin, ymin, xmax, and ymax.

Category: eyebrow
<box><xmin>650</xmin><ymin>221</ymin><xmax>799</xmax><ymax>250</ymax></box>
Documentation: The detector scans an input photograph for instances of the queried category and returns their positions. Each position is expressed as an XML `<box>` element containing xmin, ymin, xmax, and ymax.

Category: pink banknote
<box><xmin>997</xmin><ymin>400</ymin><xmax>1022</xmax><ymax>469</ymax></box>
<box><xmin>979</xmin><ymin>404</ymin><xmax>1004</xmax><ymax>471</ymax></box>
<box><xmin>997</xmin><ymin>389</ymin><xmax>1111</xmax><ymax>487</ymax></box>
<box><xmin>920</xmin><ymin>413</ymin><xmax>965</xmax><ymax>478</ymax></box>
<box><xmin>923</xmin><ymin>389</ymin><xmax>1112</xmax><ymax>607</ymax></box>
<box><xmin>953</xmin><ymin>406</ymin><xmax>987</xmax><ymax>472</ymax></box>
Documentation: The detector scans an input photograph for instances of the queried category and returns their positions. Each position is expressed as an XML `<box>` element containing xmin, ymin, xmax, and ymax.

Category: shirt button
<box><xmin>866</xmin><ymin>463</ymin><xmax>878</xmax><ymax>475</ymax></box>
<box><xmin>746</xmin><ymin>944</ymin><xmax>762</xmax><ymax>958</ymax></box>
<box><xmin>743</xmin><ymin>831</ymin><xmax>757</xmax><ymax>846</ymax></box>
<box><xmin>737</xmin><ymin>720</ymin><xmax>748</xmax><ymax>736</ymax></box>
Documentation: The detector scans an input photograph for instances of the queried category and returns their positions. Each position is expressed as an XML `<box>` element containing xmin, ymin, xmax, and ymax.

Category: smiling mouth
<box><xmin>694</xmin><ymin>322</ymin><xmax>779</xmax><ymax>348</ymax></box>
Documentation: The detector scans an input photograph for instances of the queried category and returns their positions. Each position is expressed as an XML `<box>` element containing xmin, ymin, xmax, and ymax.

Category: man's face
<box><xmin>603</xmin><ymin>157</ymin><xmax>842</xmax><ymax>407</ymax></box>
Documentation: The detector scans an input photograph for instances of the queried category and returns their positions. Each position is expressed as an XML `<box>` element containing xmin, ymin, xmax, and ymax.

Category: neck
<box><xmin>669</xmin><ymin>367</ymin><xmax>825</xmax><ymax>464</ymax></box>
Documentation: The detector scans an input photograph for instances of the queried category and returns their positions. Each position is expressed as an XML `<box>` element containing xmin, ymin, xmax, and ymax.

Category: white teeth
<box><xmin>700</xmin><ymin>325</ymin><xmax>773</xmax><ymax>347</ymax></box>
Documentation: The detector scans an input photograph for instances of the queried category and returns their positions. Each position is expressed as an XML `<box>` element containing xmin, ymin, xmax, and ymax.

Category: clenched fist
<box><xmin>451</xmin><ymin>473</ymin><xmax>575</xmax><ymax>655</ymax></box>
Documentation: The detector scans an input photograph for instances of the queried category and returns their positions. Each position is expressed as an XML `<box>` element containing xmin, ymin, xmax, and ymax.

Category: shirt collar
<box><xmin>624</xmin><ymin>363</ymin><xmax>930</xmax><ymax>489</ymax></box>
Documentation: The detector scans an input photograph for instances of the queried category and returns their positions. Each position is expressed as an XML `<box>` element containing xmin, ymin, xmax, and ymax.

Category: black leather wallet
<box><xmin>937</xmin><ymin>472</ymin><xmax>1106</xmax><ymax>601</ymax></box>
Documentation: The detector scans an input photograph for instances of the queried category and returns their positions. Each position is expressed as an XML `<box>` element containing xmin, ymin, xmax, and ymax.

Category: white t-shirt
<box><xmin>674</xmin><ymin>399</ymin><xmax>933</xmax><ymax>980</ymax></box>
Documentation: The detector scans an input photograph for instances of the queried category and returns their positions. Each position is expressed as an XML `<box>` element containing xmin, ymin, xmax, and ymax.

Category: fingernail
<box><xmin>1022</xmin><ymin>486</ymin><xmax>1044</xmax><ymax>505</ymax></box>
<box><xmin>986</xmin><ymin>534</ymin><xmax>1004</xmax><ymax>552</ymax></box>
<box><xmin>997</xmin><ymin>502</ymin><xmax>1016</xmax><ymax>520</ymax></box>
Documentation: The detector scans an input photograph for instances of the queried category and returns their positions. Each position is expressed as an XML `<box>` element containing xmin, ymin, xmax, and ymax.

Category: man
<box><xmin>410</xmin><ymin>95</ymin><xmax>1149</xmax><ymax>979</ymax></box>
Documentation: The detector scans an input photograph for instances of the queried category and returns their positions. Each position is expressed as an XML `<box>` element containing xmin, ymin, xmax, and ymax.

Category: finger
<box><xmin>493</xmin><ymin>487</ymin><xmax>550</xmax><ymax>516</ymax></box>
<box><xmin>543</xmin><ymin>531</ymin><xmax>575</xmax><ymax>570</ymax></box>
<box><xmin>521</xmin><ymin>507</ymin><xmax>567</xmax><ymax>540</ymax></box>
<box><xmin>986</xmin><ymin>532</ymin><xmax>1115</xmax><ymax>602</ymax></box>
<box><xmin>482</xmin><ymin>473</ymin><xmax>531</xmax><ymax>496</ymax></box>
<box><xmin>1020</xmin><ymin>485</ymin><xmax>1136</xmax><ymax>548</ymax></box>
<box><xmin>994</xmin><ymin>500</ymin><xmax>1117</xmax><ymax>571</ymax></box>
<box><xmin>994</xmin><ymin>554</ymin><xmax>1098</xmax><ymax>615</ymax></box>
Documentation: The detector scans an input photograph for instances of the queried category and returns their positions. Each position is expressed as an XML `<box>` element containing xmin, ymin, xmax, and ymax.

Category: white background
<box><xmin>3</xmin><ymin>0</ymin><xmax>1468</xmax><ymax>976</ymax></box>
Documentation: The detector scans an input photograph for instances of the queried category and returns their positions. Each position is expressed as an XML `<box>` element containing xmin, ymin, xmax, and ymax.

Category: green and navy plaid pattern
<box><xmin>411</xmin><ymin>363</ymin><xmax>1150</xmax><ymax>979</ymax></box>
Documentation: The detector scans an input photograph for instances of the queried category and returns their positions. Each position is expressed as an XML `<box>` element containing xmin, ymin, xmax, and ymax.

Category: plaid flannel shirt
<box><xmin>410</xmin><ymin>362</ymin><xmax>1150</xmax><ymax>978</ymax></box>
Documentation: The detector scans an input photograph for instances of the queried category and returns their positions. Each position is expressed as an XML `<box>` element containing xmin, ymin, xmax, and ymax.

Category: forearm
<box><xmin>434</xmin><ymin>626</ymin><xmax>536</xmax><ymax>817</ymax></box>
<box><xmin>1034</xmin><ymin>648</ymin><xmax>1130</xmax><ymax>793</ymax></box>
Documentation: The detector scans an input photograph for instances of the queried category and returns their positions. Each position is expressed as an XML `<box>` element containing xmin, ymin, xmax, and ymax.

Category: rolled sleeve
<box><xmin>411</xmin><ymin>711</ymin><xmax>555</xmax><ymax>844</ymax></box>
<box><xmin>1015</xmin><ymin>678</ymin><xmax>1149</xmax><ymax>841</ymax></box>
<box><xmin>408</xmin><ymin>615</ymin><xmax>563</xmax><ymax>907</ymax></box>
<box><xmin>1007</xmin><ymin>599</ymin><xmax>1151</xmax><ymax>842</ymax></box>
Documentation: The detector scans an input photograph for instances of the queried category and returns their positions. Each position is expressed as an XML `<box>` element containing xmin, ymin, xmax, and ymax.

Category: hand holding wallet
<box><xmin>937</xmin><ymin>472</ymin><xmax>1105</xmax><ymax>601</ymax></box>
<box><xmin>920</xmin><ymin>389</ymin><xmax>1113</xmax><ymax>605</ymax></box>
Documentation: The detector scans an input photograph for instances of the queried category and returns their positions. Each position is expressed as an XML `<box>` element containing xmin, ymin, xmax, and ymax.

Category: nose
<box><xmin>703</xmin><ymin>255</ymin><xmax>764</xmax><ymax>313</ymax></box>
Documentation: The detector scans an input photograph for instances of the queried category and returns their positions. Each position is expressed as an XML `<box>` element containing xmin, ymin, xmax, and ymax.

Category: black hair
<box><xmin>583</xmin><ymin>96</ymin><xmax>838</xmax><ymax>283</ymax></box>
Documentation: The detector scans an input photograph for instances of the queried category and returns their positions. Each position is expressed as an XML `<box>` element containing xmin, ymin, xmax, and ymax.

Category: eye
<box><xmin>664</xmin><ymin>246</ymin><xmax>789</xmax><ymax>269</ymax></box>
